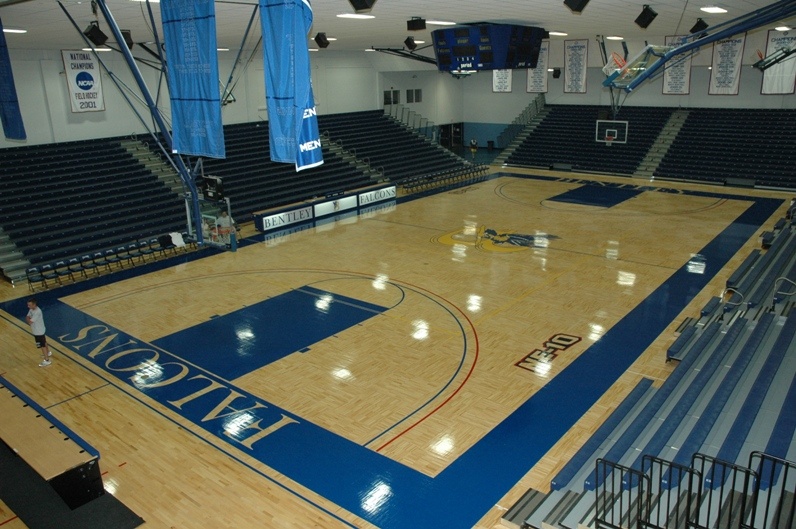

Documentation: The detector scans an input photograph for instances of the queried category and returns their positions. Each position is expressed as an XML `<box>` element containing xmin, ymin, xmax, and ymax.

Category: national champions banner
<box><xmin>526</xmin><ymin>41</ymin><xmax>549</xmax><ymax>93</ymax></box>
<box><xmin>761</xmin><ymin>29</ymin><xmax>796</xmax><ymax>95</ymax></box>
<box><xmin>161</xmin><ymin>0</ymin><xmax>225</xmax><ymax>159</ymax></box>
<box><xmin>61</xmin><ymin>50</ymin><xmax>105</xmax><ymax>113</ymax></box>
<box><xmin>663</xmin><ymin>36</ymin><xmax>692</xmax><ymax>95</ymax></box>
<box><xmin>564</xmin><ymin>39</ymin><xmax>588</xmax><ymax>93</ymax></box>
<box><xmin>0</xmin><ymin>17</ymin><xmax>26</xmax><ymax>139</ymax></box>
<box><xmin>709</xmin><ymin>35</ymin><xmax>745</xmax><ymax>95</ymax></box>
<box><xmin>260</xmin><ymin>0</ymin><xmax>323</xmax><ymax>172</ymax></box>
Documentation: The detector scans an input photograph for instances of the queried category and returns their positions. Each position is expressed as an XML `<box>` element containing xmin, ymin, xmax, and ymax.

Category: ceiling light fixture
<box><xmin>2</xmin><ymin>28</ymin><xmax>27</xmax><ymax>34</ymax></box>
<box><xmin>336</xmin><ymin>13</ymin><xmax>375</xmax><ymax>19</ymax></box>
<box><xmin>548</xmin><ymin>31</ymin><xmax>568</xmax><ymax>36</ymax></box>
<box><xmin>427</xmin><ymin>20</ymin><xmax>456</xmax><ymax>26</ymax></box>
<box><xmin>700</xmin><ymin>6</ymin><xmax>727</xmax><ymax>13</ymax></box>
<box><xmin>775</xmin><ymin>26</ymin><xmax>792</xmax><ymax>31</ymax></box>
<box><xmin>606</xmin><ymin>35</ymin><xmax>624</xmax><ymax>40</ymax></box>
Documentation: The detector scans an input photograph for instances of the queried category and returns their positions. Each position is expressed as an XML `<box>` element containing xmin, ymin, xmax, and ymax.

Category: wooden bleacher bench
<box><xmin>0</xmin><ymin>376</ymin><xmax>104</xmax><ymax>509</ymax></box>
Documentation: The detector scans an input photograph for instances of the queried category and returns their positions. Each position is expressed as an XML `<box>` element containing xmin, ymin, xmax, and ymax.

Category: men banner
<box><xmin>161</xmin><ymin>0</ymin><xmax>225</xmax><ymax>159</ymax></box>
<box><xmin>761</xmin><ymin>29</ymin><xmax>796</xmax><ymax>95</ymax></box>
<box><xmin>61</xmin><ymin>50</ymin><xmax>105</xmax><ymax>113</ymax></box>
<box><xmin>0</xmin><ymin>17</ymin><xmax>26</xmax><ymax>139</ymax></box>
<box><xmin>260</xmin><ymin>0</ymin><xmax>323</xmax><ymax>172</ymax></box>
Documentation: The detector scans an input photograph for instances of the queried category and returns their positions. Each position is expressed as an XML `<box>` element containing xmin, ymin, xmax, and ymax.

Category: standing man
<box><xmin>26</xmin><ymin>298</ymin><xmax>52</xmax><ymax>367</ymax></box>
<box><xmin>216</xmin><ymin>210</ymin><xmax>239</xmax><ymax>247</ymax></box>
<box><xmin>469</xmin><ymin>138</ymin><xmax>478</xmax><ymax>159</ymax></box>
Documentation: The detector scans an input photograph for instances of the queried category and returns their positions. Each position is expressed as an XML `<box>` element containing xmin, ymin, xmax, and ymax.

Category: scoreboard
<box><xmin>431</xmin><ymin>24</ymin><xmax>547</xmax><ymax>72</ymax></box>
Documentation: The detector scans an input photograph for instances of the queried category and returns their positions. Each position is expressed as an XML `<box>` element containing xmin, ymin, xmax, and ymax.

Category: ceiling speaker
<box><xmin>552</xmin><ymin>68</ymin><xmax>561</xmax><ymax>79</ymax></box>
<box><xmin>563</xmin><ymin>0</ymin><xmax>590</xmax><ymax>13</ymax></box>
<box><xmin>121</xmin><ymin>29</ymin><xmax>134</xmax><ymax>50</ymax></box>
<box><xmin>404</xmin><ymin>37</ymin><xmax>417</xmax><ymax>51</ymax></box>
<box><xmin>407</xmin><ymin>17</ymin><xmax>426</xmax><ymax>31</ymax></box>
<box><xmin>314</xmin><ymin>32</ymin><xmax>329</xmax><ymax>48</ymax></box>
<box><xmin>690</xmin><ymin>18</ymin><xmax>709</xmax><ymax>33</ymax></box>
<box><xmin>83</xmin><ymin>21</ymin><xmax>108</xmax><ymax>47</ymax></box>
<box><xmin>635</xmin><ymin>5</ymin><xmax>658</xmax><ymax>29</ymax></box>
<box><xmin>348</xmin><ymin>0</ymin><xmax>376</xmax><ymax>13</ymax></box>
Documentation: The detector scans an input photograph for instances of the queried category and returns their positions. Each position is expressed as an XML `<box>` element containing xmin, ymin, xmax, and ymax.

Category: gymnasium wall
<box><xmin>0</xmin><ymin>25</ymin><xmax>792</xmax><ymax>150</ymax></box>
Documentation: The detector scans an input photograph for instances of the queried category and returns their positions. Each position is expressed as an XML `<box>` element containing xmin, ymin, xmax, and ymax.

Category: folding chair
<box><xmin>53</xmin><ymin>260</ymin><xmax>74</xmax><ymax>284</ymax></box>
<box><xmin>80</xmin><ymin>254</ymin><xmax>99</xmax><ymax>276</ymax></box>
<box><xmin>67</xmin><ymin>257</ymin><xmax>86</xmax><ymax>279</ymax></box>
<box><xmin>104</xmin><ymin>248</ymin><xmax>122</xmax><ymax>269</ymax></box>
<box><xmin>138</xmin><ymin>239</ymin><xmax>155</xmax><ymax>261</ymax></box>
<box><xmin>93</xmin><ymin>251</ymin><xmax>112</xmax><ymax>273</ymax></box>
<box><xmin>40</xmin><ymin>263</ymin><xmax>59</xmax><ymax>286</ymax></box>
<box><xmin>126</xmin><ymin>242</ymin><xmax>145</xmax><ymax>265</ymax></box>
<box><xmin>116</xmin><ymin>246</ymin><xmax>135</xmax><ymax>268</ymax></box>
<box><xmin>26</xmin><ymin>266</ymin><xmax>46</xmax><ymax>291</ymax></box>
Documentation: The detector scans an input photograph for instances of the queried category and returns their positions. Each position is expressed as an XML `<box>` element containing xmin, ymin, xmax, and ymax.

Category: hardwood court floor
<box><xmin>0</xmin><ymin>169</ymin><xmax>791</xmax><ymax>529</ymax></box>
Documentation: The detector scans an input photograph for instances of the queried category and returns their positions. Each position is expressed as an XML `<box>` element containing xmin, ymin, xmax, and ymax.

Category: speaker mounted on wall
<box><xmin>407</xmin><ymin>17</ymin><xmax>426</xmax><ymax>31</ymax></box>
<box><xmin>690</xmin><ymin>18</ymin><xmax>709</xmax><ymax>33</ymax></box>
<box><xmin>83</xmin><ymin>21</ymin><xmax>108</xmax><ymax>47</ymax></box>
<box><xmin>314</xmin><ymin>32</ymin><xmax>329</xmax><ymax>48</ymax></box>
<box><xmin>563</xmin><ymin>0</ymin><xmax>590</xmax><ymax>13</ymax></box>
<box><xmin>634</xmin><ymin>5</ymin><xmax>658</xmax><ymax>28</ymax></box>
<box><xmin>121</xmin><ymin>29</ymin><xmax>134</xmax><ymax>50</ymax></box>
<box><xmin>348</xmin><ymin>0</ymin><xmax>376</xmax><ymax>13</ymax></box>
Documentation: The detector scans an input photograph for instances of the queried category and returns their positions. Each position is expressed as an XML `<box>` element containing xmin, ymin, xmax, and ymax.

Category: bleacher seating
<box><xmin>505</xmin><ymin>105</ymin><xmax>675</xmax><ymax>174</ymax></box>
<box><xmin>172</xmin><ymin>120</ymin><xmax>377</xmax><ymax>221</ymax></box>
<box><xmin>506</xmin><ymin>219</ymin><xmax>796</xmax><ymax>529</ymax></box>
<box><xmin>0</xmin><ymin>137</ymin><xmax>187</xmax><ymax>285</ymax></box>
<box><xmin>317</xmin><ymin>110</ymin><xmax>475</xmax><ymax>184</ymax></box>
<box><xmin>654</xmin><ymin>108</ymin><xmax>796</xmax><ymax>188</ymax></box>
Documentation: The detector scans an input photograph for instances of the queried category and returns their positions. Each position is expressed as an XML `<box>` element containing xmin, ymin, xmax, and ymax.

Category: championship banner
<box><xmin>663</xmin><ymin>36</ymin><xmax>691</xmax><ymax>95</ymax></box>
<box><xmin>61</xmin><ymin>50</ymin><xmax>105</xmax><ymax>113</ymax></box>
<box><xmin>0</xmin><ymin>17</ymin><xmax>26</xmax><ymax>139</ymax></box>
<box><xmin>260</xmin><ymin>0</ymin><xmax>323</xmax><ymax>172</ymax></box>
<box><xmin>492</xmin><ymin>69</ymin><xmax>512</xmax><ymax>92</ymax></box>
<box><xmin>709</xmin><ymin>34</ymin><xmax>745</xmax><ymax>95</ymax></box>
<box><xmin>564</xmin><ymin>39</ymin><xmax>588</xmax><ymax>93</ymax></box>
<box><xmin>161</xmin><ymin>0</ymin><xmax>225</xmax><ymax>159</ymax></box>
<box><xmin>761</xmin><ymin>29</ymin><xmax>796</xmax><ymax>95</ymax></box>
<box><xmin>527</xmin><ymin>41</ymin><xmax>549</xmax><ymax>93</ymax></box>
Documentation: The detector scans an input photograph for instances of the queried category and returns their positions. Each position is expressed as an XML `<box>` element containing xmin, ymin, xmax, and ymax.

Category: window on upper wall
<box><xmin>406</xmin><ymin>89</ymin><xmax>422</xmax><ymax>104</ymax></box>
<box><xmin>383</xmin><ymin>90</ymin><xmax>401</xmax><ymax>105</ymax></box>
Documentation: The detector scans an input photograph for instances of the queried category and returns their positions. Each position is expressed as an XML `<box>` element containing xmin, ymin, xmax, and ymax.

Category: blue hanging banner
<box><xmin>161</xmin><ymin>0</ymin><xmax>225</xmax><ymax>159</ymax></box>
<box><xmin>260</xmin><ymin>0</ymin><xmax>323</xmax><ymax>171</ymax></box>
<box><xmin>0</xmin><ymin>17</ymin><xmax>26</xmax><ymax>141</ymax></box>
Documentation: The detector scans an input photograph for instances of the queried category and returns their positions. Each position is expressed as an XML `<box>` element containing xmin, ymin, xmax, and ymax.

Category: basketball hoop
<box><xmin>605</xmin><ymin>135</ymin><xmax>615</xmax><ymax>147</ymax></box>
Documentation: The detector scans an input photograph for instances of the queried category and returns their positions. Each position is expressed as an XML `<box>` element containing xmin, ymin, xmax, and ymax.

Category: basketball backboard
<box><xmin>602</xmin><ymin>44</ymin><xmax>674</xmax><ymax>90</ymax></box>
<box><xmin>595</xmin><ymin>120</ymin><xmax>628</xmax><ymax>145</ymax></box>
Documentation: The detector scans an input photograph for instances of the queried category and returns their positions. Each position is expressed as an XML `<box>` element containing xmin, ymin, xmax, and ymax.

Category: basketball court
<box><xmin>0</xmin><ymin>170</ymin><xmax>788</xmax><ymax>528</ymax></box>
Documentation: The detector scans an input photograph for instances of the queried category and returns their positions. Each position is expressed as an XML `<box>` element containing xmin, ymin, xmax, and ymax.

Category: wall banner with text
<box><xmin>527</xmin><ymin>41</ymin><xmax>550</xmax><ymax>93</ymax></box>
<box><xmin>709</xmin><ymin>35</ymin><xmax>745</xmax><ymax>95</ymax></box>
<box><xmin>663</xmin><ymin>36</ymin><xmax>691</xmax><ymax>95</ymax></box>
<box><xmin>761</xmin><ymin>29</ymin><xmax>796</xmax><ymax>95</ymax></box>
<box><xmin>61</xmin><ymin>50</ymin><xmax>105</xmax><ymax>113</ymax></box>
<box><xmin>492</xmin><ymin>69</ymin><xmax>512</xmax><ymax>92</ymax></box>
<box><xmin>564</xmin><ymin>39</ymin><xmax>588</xmax><ymax>93</ymax></box>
